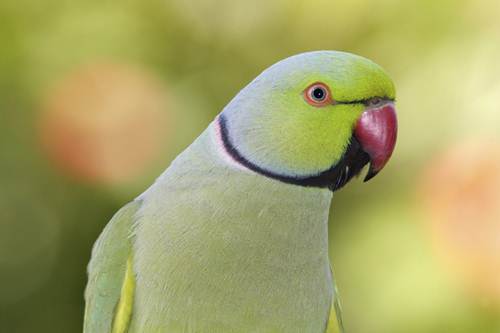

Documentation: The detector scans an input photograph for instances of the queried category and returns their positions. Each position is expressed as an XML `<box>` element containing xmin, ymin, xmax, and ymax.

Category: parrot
<box><xmin>83</xmin><ymin>50</ymin><xmax>397</xmax><ymax>333</ymax></box>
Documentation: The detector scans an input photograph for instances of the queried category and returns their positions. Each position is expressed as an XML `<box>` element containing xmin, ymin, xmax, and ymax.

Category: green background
<box><xmin>1</xmin><ymin>0</ymin><xmax>500</xmax><ymax>332</ymax></box>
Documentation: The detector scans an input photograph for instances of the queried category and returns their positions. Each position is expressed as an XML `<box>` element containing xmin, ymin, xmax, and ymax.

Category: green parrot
<box><xmin>84</xmin><ymin>51</ymin><xmax>397</xmax><ymax>333</ymax></box>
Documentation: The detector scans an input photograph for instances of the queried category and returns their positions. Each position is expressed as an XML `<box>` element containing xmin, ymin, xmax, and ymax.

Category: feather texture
<box><xmin>84</xmin><ymin>201</ymin><xmax>140</xmax><ymax>333</ymax></box>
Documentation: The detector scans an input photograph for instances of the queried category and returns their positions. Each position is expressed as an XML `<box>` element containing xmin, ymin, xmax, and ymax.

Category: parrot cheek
<box><xmin>354</xmin><ymin>103</ymin><xmax>397</xmax><ymax>181</ymax></box>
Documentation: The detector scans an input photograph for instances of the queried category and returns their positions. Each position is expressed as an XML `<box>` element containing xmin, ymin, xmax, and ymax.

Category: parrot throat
<box><xmin>217</xmin><ymin>114</ymin><xmax>370</xmax><ymax>191</ymax></box>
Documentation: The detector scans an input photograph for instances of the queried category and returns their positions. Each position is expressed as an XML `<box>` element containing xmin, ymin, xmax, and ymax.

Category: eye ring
<box><xmin>304</xmin><ymin>82</ymin><xmax>333</xmax><ymax>107</ymax></box>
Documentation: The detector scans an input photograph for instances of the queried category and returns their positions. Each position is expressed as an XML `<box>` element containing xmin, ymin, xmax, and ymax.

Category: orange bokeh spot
<box><xmin>419</xmin><ymin>140</ymin><xmax>500</xmax><ymax>305</ymax></box>
<box><xmin>39</xmin><ymin>63</ymin><xmax>172</xmax><ymax>185</ymax></box>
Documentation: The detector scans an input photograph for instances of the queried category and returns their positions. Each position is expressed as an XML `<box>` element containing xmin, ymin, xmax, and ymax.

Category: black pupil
<box><xmin>312</xmin><ymin>88</ymin><xmax>325</xmax><ymax>100</ymax></box>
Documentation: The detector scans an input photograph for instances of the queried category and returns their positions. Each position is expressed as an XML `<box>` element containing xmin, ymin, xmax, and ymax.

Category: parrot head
<box><xmin>218</xmin><ymin>51</ymin><xmax>397</xmax><ymax>191</ymax></box>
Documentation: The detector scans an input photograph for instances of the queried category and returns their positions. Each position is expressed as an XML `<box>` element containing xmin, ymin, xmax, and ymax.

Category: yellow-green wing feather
<box><xmin>111</xmin><ymin>256</ymin><xmax>135</xmax><ymax>333</ymax></box>
<box><xmin>325</xmin><ymin>295</ymin><xmax>344</xmax><ymax>333</ymax></box>
<box><xmin>326</xmin><ymin>269</ymin><xmax>345</xmax><ymax>333</ymax></box>
<box><xmin>84</xmin><ymin>201</ymin><xmax>140</xmax><ymax>333</ymax></box>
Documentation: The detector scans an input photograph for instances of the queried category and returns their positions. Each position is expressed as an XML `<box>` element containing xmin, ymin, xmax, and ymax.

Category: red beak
<box><xmin>354</xmin><ymin>103</ymin><xmax>398</xmax><ymax>181</ymax></box>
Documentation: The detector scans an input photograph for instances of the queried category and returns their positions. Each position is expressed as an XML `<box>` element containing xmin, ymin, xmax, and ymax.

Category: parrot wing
<box><xmin>83</xmin><ymin>200</ymin><xmax>140</xmax><ymax>333</ymax></box>
<box><xmin>325</xmin><ymin>270</ymin><xmax>345</xmax><ymax>333</ymax></box>
<box><xmin>325</xmin><ymin>294</ymin><xmax>344</xmax><ymax>333</ymax></box>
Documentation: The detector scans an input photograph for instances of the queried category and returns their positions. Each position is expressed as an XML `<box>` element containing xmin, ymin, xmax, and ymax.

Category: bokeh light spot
<box><xmin>420</xmin><ymin>140</ymin><xmax>500</xmax><ymax>306</ymax></box>
<box><xmin>39</xmin><ymin>63</ymin><xmax>172</xmax><ymax>186</ymax></box>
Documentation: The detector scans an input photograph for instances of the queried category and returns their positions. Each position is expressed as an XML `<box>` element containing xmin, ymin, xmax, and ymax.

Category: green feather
<box><xmin>84</xmin><ymin>201</ymin><xmax>140</xmax><ymax>333</ymax></box>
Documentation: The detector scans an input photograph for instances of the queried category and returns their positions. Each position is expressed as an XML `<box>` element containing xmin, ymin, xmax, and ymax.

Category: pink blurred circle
<box><xmin>39</xmin><ymin>63</ymin><xmax>172</xmax><ymax>185</ymax></box>
<box><xmin>420</xmin><ymin>140</ymin><xmax>500</xmax><ymax>305</ymax></box>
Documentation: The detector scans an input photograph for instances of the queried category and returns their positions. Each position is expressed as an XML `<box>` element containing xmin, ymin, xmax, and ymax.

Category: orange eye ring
<box><xmin>303</xmin><ymin>82</ymin><xmax>334</xmax><ymax>107</ymax></box>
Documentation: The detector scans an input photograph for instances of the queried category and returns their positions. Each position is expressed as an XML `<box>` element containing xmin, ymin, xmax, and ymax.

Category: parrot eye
<box><xmin>304</xmin><ymin>82</ymin><xmax>333</xmax><ymax>107</ymax></box>
<box><xmin>365</xmin><ymin>97</ymin><xmax>384</xmax><ymax>107</ymax></box>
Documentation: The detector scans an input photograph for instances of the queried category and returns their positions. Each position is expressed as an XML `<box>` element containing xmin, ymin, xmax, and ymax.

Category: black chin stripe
<box><xmin>217</xmin><ymin>114</ymin><xmax>370</xmax><ymax>191</ymax></box>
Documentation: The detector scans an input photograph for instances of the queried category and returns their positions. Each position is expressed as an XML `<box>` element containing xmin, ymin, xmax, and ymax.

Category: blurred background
<box><xmin>1</xmin><ymin>0</ymin><xmax>500</xmax><ymax>332</ymax></box>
